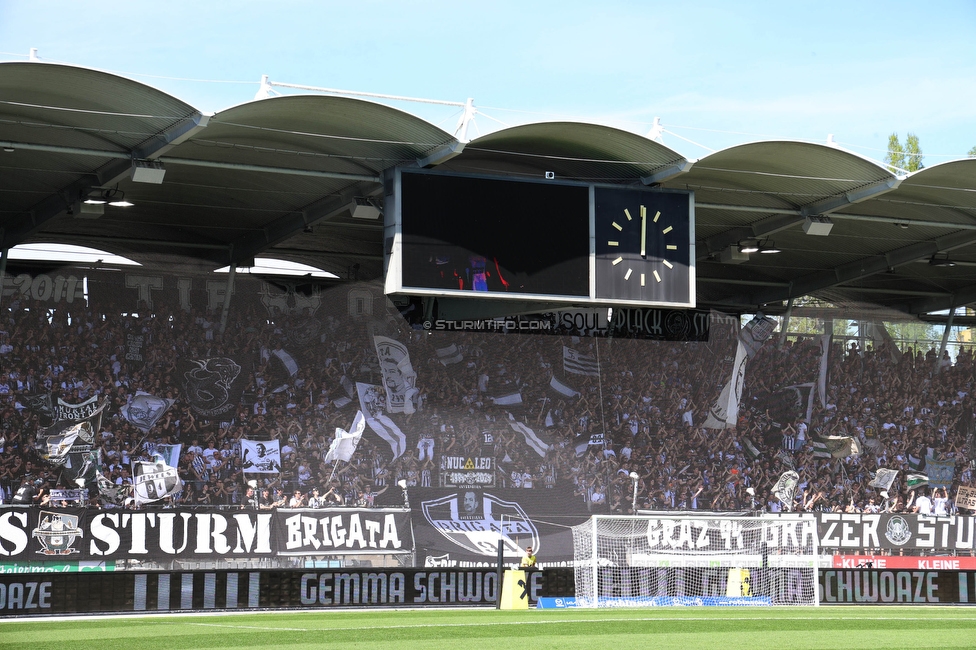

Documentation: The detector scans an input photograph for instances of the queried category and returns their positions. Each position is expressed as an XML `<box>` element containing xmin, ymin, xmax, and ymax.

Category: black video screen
<box><xmin>399</xmin><ymin>172</ymin><xmax>590</xmax><ymax>298</ymax></box>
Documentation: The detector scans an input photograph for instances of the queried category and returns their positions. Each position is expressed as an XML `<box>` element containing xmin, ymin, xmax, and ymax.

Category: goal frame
<box><xmin>575</xmin><ymin>513</ymin><xmax>820</xmax><ymax>607</ymax></box>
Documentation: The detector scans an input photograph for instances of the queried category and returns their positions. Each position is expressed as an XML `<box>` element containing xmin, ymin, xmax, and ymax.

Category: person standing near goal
<box><xmin>521</xmin><ymin>546</ymin><xmax>537</xmax><ymax>570</ymax></box>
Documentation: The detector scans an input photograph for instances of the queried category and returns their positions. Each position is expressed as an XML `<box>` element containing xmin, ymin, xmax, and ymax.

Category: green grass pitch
<box><xmin>3</xmin><ymin>606</ymin><xmax>976</xmax><ymax>650</ymax></box>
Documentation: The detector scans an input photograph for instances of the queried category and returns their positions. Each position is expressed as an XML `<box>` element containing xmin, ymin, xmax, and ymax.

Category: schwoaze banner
<box><xmin>0</xmin><ymin>507</ymin><xmax>412</xmax><ymax>561</ymax></box>
<box><xmin>375</xmin><ymin>487</ymin><xmax>591</xmax><ymax>567</ymax></box>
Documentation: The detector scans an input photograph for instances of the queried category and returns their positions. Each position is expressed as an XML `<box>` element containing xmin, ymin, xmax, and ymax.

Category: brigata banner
<box><xmin>0</xmin><ymin>507</ymin><xmax>413</xmax><ymax>561</ymax></box>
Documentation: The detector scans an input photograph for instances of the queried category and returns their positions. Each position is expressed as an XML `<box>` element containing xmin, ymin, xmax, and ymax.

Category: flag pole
<box><xmin>326</xmin><ymin>458</ymin><xmax>342</xmax><ymax>484</ymax></box>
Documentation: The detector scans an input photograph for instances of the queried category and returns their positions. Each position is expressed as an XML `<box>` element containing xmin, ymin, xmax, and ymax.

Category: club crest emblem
<box><xmin>32</xmin><ymin>511</ymin><xmax>83</xmax><ymax>555</ymax></box>
<box><xmin>421</xmin><ymin>492</ymin><xmax>539</xmax><ymax>558</ymax></box>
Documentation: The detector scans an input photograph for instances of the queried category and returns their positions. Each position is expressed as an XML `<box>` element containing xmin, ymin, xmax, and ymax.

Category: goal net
<box><xmin>571</xmin><ymin>514</ymin><xmax>819</xmax><ymax>607</ymax></box>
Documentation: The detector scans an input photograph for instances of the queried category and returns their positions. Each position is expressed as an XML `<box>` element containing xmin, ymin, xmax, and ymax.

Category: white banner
<box><xmin>241</xmin><ymin>439</ymin><xmax>281</xmax><ymax>474</ymax></box>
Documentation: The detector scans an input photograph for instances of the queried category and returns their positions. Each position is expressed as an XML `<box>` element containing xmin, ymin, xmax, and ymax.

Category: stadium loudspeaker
<box><xmin>802</xmin><ymin>215</ymin><xmax>833</xmax><ymax>236</ymax></box>
<box><xmin>131</xmin><ymin>160</ymin><xmax>167</xmax><ymax>184</ymax></box>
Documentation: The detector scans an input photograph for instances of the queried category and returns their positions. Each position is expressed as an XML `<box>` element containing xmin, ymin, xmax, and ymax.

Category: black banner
<box><xmin>0</xmin><ymin>507</ymin><xmax>413</xmax><ymax>561</ymax></box>
<box><xmin>375</xmin><ymin>487</ymin><xmax>591</xmax><ymax>567</ymax></box>
<box><xmin>815</xmin><ymin>512</ymin><xmax>976</xmax><ymax>552</ymax></box>
<box><xmin>819</xmin><ymin>569</ymin><xmax>976</xmax><ymax>604</ymax></box>
<box><xmin>0</xmin><ymin>568</ymin><xmax>573</xmax><ymax>616</ymax></box>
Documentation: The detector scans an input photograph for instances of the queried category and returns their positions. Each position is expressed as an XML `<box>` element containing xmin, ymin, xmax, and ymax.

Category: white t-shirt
<box><xmin>915</xmin><ymin>494</ymin><xmax>933</xmax><ymax>515</ymax></box>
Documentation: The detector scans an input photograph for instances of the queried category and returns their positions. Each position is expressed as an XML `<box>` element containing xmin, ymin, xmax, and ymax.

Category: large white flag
<box><xmin>703</xmin><ymin>315</ymin><xmax>776</xmax><ymax>429</ymax></box>
<box><xmin>374</xmin><ymin>336</ymin><xmax>420</xmax><ymax>414</ymax></box>
<box><xmin>324</xmin><ymin>411</ymin><xmax>366</xmax><ymax>463</ymax></box>
<box><xmin>868</xmin><ymin>468</ymin><xmax>898</xmax><ymax>491</ymax></box>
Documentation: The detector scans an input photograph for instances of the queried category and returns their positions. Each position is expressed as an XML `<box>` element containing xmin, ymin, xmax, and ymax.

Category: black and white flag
<box><xmin>269</xmin><ymin>347</ymin><xmax>300</xmax><ymax>393</ymax></box>
<box><xmin>507</xmin><ymin>416</ymin><xmax>551</xmax><ymax>457</ymax></box>
<box><xmin>772</xmin><ymin>470</ymin><xmax>800</xmax><ymax>510</ymax></box>
<box><xmin>868</xmin><ymin>468</ymin><xmax>898</xmax><ymax>492</ymax></box>
<box><xmin>368</xmin><ymin>413</ymin><xmax>408</xmax><ymax>460</ymax></box>
<box><xmin>563</xmin><ymin>346</ymin><xmax>600</xmax><ymax>377</ymax></box>
<box><xmin>549</xmin><ymin>374</ymin><xmax>580</xmax><ymax>398</ymax></box>
<box><xmin>181</xmin><ymin>356</ymin><xmax>248</xmax><ymax>418</ymax></box>
<box><xmin>703</xmin><ymin>314</ymin><xmax>776</xmax><ymax>430</ymax></box>
<box><xmin>374</xmin><ymin>336</ymin><xmax>420</xmax><ymax>414</ymax></box>
<box><xmin>132</xmin><ymin>459</ymin><xmax>182</xmax><ymax>504</ymax></box>
<box><xmin>120</xmin><ymin>391</ymin><xmax>175</xmax><ymax>433</ymax></box>
<box><xmin>434</xmin><ymin>343</ymin><xmax>464</xmax><ymax>366</ymax></box>
<box><xmin>812</xmin><ymin>435</ymin><xmax>861</xmax><ymax>459</ymax></box>
<box><xmin>575</xmin><ymin>432</ymin><xmax>605</xmax><ymax>456</ymax></box>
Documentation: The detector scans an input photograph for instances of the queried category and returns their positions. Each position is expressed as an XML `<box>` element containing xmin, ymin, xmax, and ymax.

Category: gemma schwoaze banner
<box><xmin>0</xmin><ymin>507</ymin><xmax>413</xmax><ymax>561</ymax></box>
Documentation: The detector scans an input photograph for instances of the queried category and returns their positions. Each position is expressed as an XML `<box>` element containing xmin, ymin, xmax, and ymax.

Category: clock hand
<box><xmin>640</xmin><ymin>205</ymin><xmax>647</xmax><ymax>258</ymax></box>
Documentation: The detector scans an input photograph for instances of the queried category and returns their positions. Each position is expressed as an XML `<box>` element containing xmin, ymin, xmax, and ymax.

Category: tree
<box><xmin>904</xmin><ymin>133</ymin><xmax>924</xmax><ymax>172</ymax></box>
<box><xmin>885</xmin><ymin>133</ymin><xmax>925</xmax><ymax>172</ymax></box>
<box><xmin>968</xmin><ymin>145</ymin><xmax>976</xmax><ymax>158</ymax></box>
<box><xmin>884</xmin><ymin>133</ymin><xmax>905</xmax><ymax>172</ymax></box>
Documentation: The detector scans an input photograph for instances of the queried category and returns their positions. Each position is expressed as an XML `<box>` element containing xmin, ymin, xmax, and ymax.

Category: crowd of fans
<box><xmin>0</xmin><ymin>280</ymin><xmax>974</xmax><ymax>520</ymax></box>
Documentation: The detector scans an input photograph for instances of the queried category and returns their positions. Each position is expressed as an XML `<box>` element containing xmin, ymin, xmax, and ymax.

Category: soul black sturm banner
<box><xmin>0</xmin><ymin>508</ymin><xmax>413</xmax><ymax>561</ymax></box>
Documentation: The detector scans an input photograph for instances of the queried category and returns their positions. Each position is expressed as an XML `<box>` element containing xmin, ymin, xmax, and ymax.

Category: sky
<box><xmin>1</xmin><ymin>0</ymin><xmax>975</xmax><ymax>167</ymax></box>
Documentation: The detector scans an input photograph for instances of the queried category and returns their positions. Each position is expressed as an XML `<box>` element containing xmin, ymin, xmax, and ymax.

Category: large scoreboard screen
<box><xmin>385</xmin><ymin>169</ymin><xmax>695</xmax><ymax>308</ymax></box>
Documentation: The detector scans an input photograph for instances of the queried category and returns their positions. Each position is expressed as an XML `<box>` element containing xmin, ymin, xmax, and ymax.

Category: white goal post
<box><xmin>571</xmin><ymin>514</ymin><xmax>819</xmax><ymax>607</ymax></box>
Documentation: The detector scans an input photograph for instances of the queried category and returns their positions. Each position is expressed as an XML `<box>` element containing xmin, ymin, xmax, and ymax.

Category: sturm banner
<box><xmin>6</xmin><ymin>507</ymin><xmax>976</xmax><ymax>563</ymax></box>
<box><xmin>814</xmin><ymin>512</ymin><xmax>976</xmax><ymax>552</ymax></box>
<box><xmin>0</xmin><ymin>507</ymin><xmax>413</xmax><ymax>561</ymax></box>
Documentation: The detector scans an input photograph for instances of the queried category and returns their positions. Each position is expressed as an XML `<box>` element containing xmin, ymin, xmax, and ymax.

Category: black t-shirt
<box><xmin>12</xmin><ymin>484</ymin><xmax>34</xmax><ymax>504</ymax></box>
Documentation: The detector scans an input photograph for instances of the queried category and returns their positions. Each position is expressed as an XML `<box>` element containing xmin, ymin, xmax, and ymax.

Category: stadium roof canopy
<box><xmin>3</xmin><ymin>61</ymin><xmax>976</xmax><ymax>324</ymax></box>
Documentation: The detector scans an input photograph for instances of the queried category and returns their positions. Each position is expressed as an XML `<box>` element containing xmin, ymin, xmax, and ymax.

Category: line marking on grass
<box><xmin>192</xmin><ymin>623</ymin><xmax>312</xmax><ymax>631</ymax></box>
<box><xmin>188</xmin><ymin>614</ymin><xmax>958</xmax><ymax>634</ymax></box>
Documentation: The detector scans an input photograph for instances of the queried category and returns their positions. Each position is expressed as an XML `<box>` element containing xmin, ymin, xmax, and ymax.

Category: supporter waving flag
<box><xmin>374</xmin><ymin>335</ymin><xmax>420</xmax><ymax>414</ymax></box>
<box><xmin>925</xmin><ymin>456</ymin><xmax>956</xmax><ymax>489</ymax></box>
<box><xmin>356</xmin><ymin>382</ymin><xmax>407</xmax><ymax>459</ymax></box>
<box><xmin>324</xmin><ymin>411</ymin><xmax>367</xmax><ymax>463</ymax></box>
<box><xmin>868</xmin><ymin>468</ymin><xmax>899</xmax><ymax>492</ymax></box>
<box><xmin>811</xmin><ymin>435</ymin><xmax>861</xmax><ymax>459</ymax></box>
